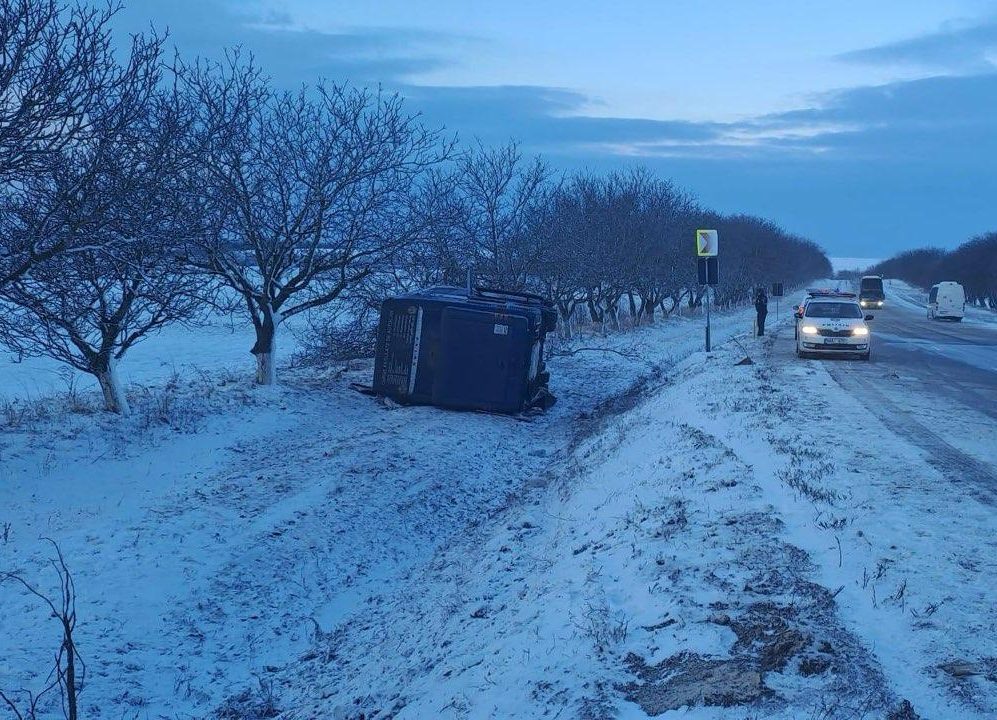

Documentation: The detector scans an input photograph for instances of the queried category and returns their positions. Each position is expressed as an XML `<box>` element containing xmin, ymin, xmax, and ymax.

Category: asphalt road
<box><xmin>863</xmin><ymin>298</ymin><xmax>997</xmax><ymax>419</ymax></box>
<box><xmin>816</xmin><ymin>293</ymin><xmax>997</xmax><ymax>503</ymax></box>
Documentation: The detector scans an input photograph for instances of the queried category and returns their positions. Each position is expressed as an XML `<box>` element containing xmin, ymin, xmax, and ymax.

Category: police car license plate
<box><xmin>824</xmin><ymin>337</ymin><xmax>849</xmax><ymax>344</ymax></box>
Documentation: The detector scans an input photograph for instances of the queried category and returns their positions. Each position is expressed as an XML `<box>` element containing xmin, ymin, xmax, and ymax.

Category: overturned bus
<box><xmin>372</xmin><ymin>286</ymin><xmax>557</xmax><ymax>414</ymax></box>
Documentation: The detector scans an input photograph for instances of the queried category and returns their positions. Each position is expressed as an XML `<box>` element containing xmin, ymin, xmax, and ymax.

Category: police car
<box><xmin>794</xmin><ymin>290</ymin><xmax>873</xmax><ymax>360</ymax></box>
<box><xmin>792</xmin><ymin>288</ymin><xmax>845</xmax><ymax>329</ymax></box>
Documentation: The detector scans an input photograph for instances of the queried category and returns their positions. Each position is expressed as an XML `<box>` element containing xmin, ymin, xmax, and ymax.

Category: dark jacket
<box><xmin>755</xmin><ymin>291</ymin><xmax>768</xmax><ymax>314</ymax></box>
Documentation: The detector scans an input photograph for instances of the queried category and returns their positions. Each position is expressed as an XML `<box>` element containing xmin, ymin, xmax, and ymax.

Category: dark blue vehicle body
<box><xmin>373</xmin><ymin>286</ymin><xmax>557</xmax><ymax>413</ymax></box>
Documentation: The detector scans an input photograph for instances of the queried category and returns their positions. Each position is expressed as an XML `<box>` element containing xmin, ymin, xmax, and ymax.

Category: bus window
<box><xmin>860</xmin><ymin>277</ymin><xmax>883</xmax><ymax>293</ymax></box>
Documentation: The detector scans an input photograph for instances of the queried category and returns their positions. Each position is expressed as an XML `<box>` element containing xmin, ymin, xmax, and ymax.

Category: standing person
<box><xmin>755</xmin><ymin>287</ymin><xmax>768</xmax><ymax>336</ymax></box>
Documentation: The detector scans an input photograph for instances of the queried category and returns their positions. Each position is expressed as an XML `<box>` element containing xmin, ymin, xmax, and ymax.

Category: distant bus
<box><xmin>928</xmin><ymin>281</ymin><xmax>965</xmax><ymax>321</ymax></box>
<box><xmin>858</xmin><ymin>275</ymin><xmax>885</xmax><ymax>308</ymax></box>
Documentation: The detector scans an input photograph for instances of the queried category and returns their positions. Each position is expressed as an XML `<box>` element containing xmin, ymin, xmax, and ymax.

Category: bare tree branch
<box><xmin>0</xmin><ymin>539</ymin><xmax>84</xmax><ymax>720</ymax></box>
<box><xmin>0</xmin><ymin>0</ymin><xmax>166</xmax><ymax>288</ymax></box>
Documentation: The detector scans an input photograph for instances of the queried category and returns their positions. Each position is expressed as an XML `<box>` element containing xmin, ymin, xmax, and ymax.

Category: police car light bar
<box><xmin>805</xmin><ymin>288</ymin><xmax>857</xmax><ymax>298</ymax></box>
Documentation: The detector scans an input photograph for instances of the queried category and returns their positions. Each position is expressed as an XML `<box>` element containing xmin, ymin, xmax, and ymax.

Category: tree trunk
<box><xmin>587</xmin><ymin>297</ymin><xmax>602</xmax><ymax>323</ymax></box>
<box><xmin>557</xmin><ymin>301</ymin><xmax>573</xmax><ymax>340</ymax></box>
<box><xmin>95</xmin><ymin>356</ymin><xmax>129</xmax><ymax>415</ymax></box>
<box><xmin>63</xmin><ymin>627</ymin><xmax>78</xmax><ymax>720</ymax></box>
<box><xmin>252</xmin><ymin>309</ymin><xmax>279</xmax><ymax>385</ymax></box>
<box><xmin>607</xmin><ymin>301</ymin><xmax>620</xmax><ymax>331</ymax></box>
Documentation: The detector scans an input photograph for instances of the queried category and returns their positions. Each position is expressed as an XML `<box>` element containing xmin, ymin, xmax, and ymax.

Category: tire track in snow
<box><xmin>827</xmin><ymin>364</ymin><xmax>997</xmax><ymax>506</ymax></box>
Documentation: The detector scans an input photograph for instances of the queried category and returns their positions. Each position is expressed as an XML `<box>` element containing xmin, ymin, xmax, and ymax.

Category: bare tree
<box><xmin>181</xmin><ymin>54</ymin><xmax>450</xmax><ymax>384</ymax></box>
<box><xmin>458</xmin><ymin>141</ymin><xmax>550</xmax><ymax>290</ymax></box>
<box><xmin>940</xmin><ymin>233</ymin><xmax>997</xmax><ymax>308</ymax></box>
<box><xmin>0</xmin><ymin>0</ymin><xmax>163</xmax><ymax>287</ymax></box>
<box><xmin>535</xmin><ymin>176</ymin><xmax>590</xmax><ymax>336</ymax></box>
<box><xmin>1</xmin><ymin>540</ymin><xmax>84</xmax><ymax>720</ymax></box>
<box><xmin>0</xmin><ymin>245</ymin><xmax>203</xmax><ymax>415</ymax></box>
<box><xmin>389</xmin><ymin>166</ymin><xmax>475</xmax><ymax>290</ymax></box>
<box><xmin>867</xmin><ymin>248</ymin><xmax>944</xmax><ymax>289</ymax></box>
<box><xmin>0</xmin><ymin>80</ymin><xmax>202</xmax><ymax>414</ymax></box>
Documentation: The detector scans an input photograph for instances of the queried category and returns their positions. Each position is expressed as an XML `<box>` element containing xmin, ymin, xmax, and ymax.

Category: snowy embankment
<box><xmin>284</xmin><ymin>323</ymin><xmax>996</xmax><ymax>719</ymax></box>
<box><xmin>0</xmin><ymin>297</ymin><xmax>778</xmax><ymax>718</ymax></box>
<box><xmin>4</xmin><ymin>286</ymin><xmax>992</xmax><ymax>718</ymax></box>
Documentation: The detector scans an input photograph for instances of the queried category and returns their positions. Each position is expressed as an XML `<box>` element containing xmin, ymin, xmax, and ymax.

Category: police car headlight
<box><xmin>801</xmin><ymin>325</ymin><xmax>819</xmax><ymax>335</ymax></box>
<box><xmin>860</xmin><ymin>301</ymin><xmax>868</xmax><ymax>307</ymax></box>
<box><xmin>852</xmin><ymin>327</ymin><xmax>869</xmax><ymax>336</ymax></box>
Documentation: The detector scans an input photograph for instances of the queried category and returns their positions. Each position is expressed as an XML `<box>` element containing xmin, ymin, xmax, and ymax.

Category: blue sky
<box><xmin>115</xmin><ymin>0</ymin><xmax>997</xmax><ymax>258</ymax></box>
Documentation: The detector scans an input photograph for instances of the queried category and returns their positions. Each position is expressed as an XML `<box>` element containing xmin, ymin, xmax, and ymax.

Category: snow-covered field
<box><xmin>0</xmin><ymin>311</ymin><xmax>304</xmax><ymax>402</ymax></box>
<box><xmin>829</xmin><ymin>257</ymin><xmax>881</xmax><ymax>273</ymax></box>
<box><xmin>2</xmin><ymin>291</ymin><xmax>995</xmax><ymax>719</ymax></box>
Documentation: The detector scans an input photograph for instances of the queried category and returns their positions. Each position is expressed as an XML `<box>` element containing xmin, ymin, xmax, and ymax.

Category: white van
<box><xmin>928</xmin><ymin>281</ymin><xmax>965</xmax><ymax>321</ymax></box>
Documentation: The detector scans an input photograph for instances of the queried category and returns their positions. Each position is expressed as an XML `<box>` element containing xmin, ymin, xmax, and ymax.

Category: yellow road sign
<box><xmin>696</xmin><ymin>229</ymin><xmax>718</xmax><ymax>257</ymax></box>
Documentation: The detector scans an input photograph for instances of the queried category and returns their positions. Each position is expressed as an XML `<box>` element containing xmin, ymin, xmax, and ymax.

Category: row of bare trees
<box><xmin>0</xmin><ymin>2</ymin><xmax>452</xmax><ymax>412</ymax></box>
<box><xmin>868</xmin><ymin>234</ymin><xmax>997</xmax><ymax>308</ymax></box>
<box><xmin>341</xmin><ymin>150</ymin><xmax>830</xmax><ymax>341</ymax></box>
<box><xmin>531</xmin><ymin>170</ymin><xmax>829</xmax><ymax>334</ymax></box>
<box><xmin>0</xmin><ymin>0</ymin><xmax>831</xmax><ymax>414</ymax></box>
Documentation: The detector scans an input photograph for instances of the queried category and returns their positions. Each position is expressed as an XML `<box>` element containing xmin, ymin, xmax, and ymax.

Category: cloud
<box><xmin>401</xmin><ymin>84</ymin><xmax>724</xmax><ymax>151</ymax></box>
<box><xmin>125</xmin><ymin>1</ymin><xmax>994</xmax><ymax>165</ymax></box>
<box><xmin>400</xmin><ymin>71</ymin><xmax>997</xmax><ymax>167</ymax></box>
<box><xmin>244</xmin><ymin>27</ymin><xmax>458</xmax><ymax>84</ymax></box>
<box><xmin>401</xmin><ymin>84</ymin><xmax>855</xmax><ymax>160</ymax></box>
<box><xmin>836</xmin><ymin>18</ymin><xmax>997</xmax><ymax>72</ymax></box>
<box><xmin>121</xmin><ymin>0</ymin><xmax>997</xmax><ymax>165</ymax></box>
<box><xmin>237</xmin><ymin>14</ymin><xmax>481</xmax><ymax>84</ymax></box>
<box><xmin>758</xmin><ymin>73</ymin><xmax>997</xmax><ymax>161</ymax></box>
<box><xmin>119</xmin><ymin>0</ymin><xmax>479</xmax><ymax>84</ymax></box>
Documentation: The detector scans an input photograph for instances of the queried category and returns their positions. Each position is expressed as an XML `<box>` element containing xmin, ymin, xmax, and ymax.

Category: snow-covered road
<box><xmin>825</xmin><ymin>280</ymin><xmax>997</xmax><ymax>505</ymax></box>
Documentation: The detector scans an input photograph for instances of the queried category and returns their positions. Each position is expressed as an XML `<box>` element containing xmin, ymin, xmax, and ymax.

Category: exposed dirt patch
<box><xmin>620</xmin><ymin>598</ymin><xmax>818</xmax><ymax>714</ymax></box>
<box><xmin>799</xmin><ymin>654</ymin><xmax>832</xmax><ymax>676</ymax></box>
<box><xmin>729</xmin><ymin>602</ymin><xmax>811</xmax><ymax>672</ymax></box>
<box><xmin>620</xmin><ymin>512</ymin><xmax>891</xmax><ymax>716</ymax></box>
<box><xmin>620</xmin><ymin>652</ymin><xmax>769</xmax><ymax>715</ymax></box>
<box><xmin>886</xmin><ymin>699</ymin><xmax>922</xmax><ymax>720</ymax></box>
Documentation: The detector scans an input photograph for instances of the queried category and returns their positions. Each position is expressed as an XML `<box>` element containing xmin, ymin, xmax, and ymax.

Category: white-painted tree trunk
<box><xmin>255</xmin><ymin>319</ymin><xmax>279</xmax><ymax>385</ymax></box>
<box><xmin>256</xmin><ymin>345</ymin><xmax>276</xmax><ymax>385</ymax></box>
<box><xmin>96</xmin><ymin>357</ymin><xmax>130</xmax><ymax>415</ymax></box>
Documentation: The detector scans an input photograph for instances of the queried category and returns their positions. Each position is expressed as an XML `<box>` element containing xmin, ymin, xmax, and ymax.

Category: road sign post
<box><xmin>771</xmin><ymin>282</ymin><xmax>784</xmax><ymax>321</ymax></box>
<box><xmin>705</xmin><ymin>286</ymin><xmax>711</xmax><ymax>351</ymax></box>
<box><xmin>696</xmin><ymin>230</ymin><xmax>719</xmax><ymax>352</ymax></box>
<box><xmin>696</xmin><ymin>256</ymin><xmax>719</xmax><ymax>285</ymax></box>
